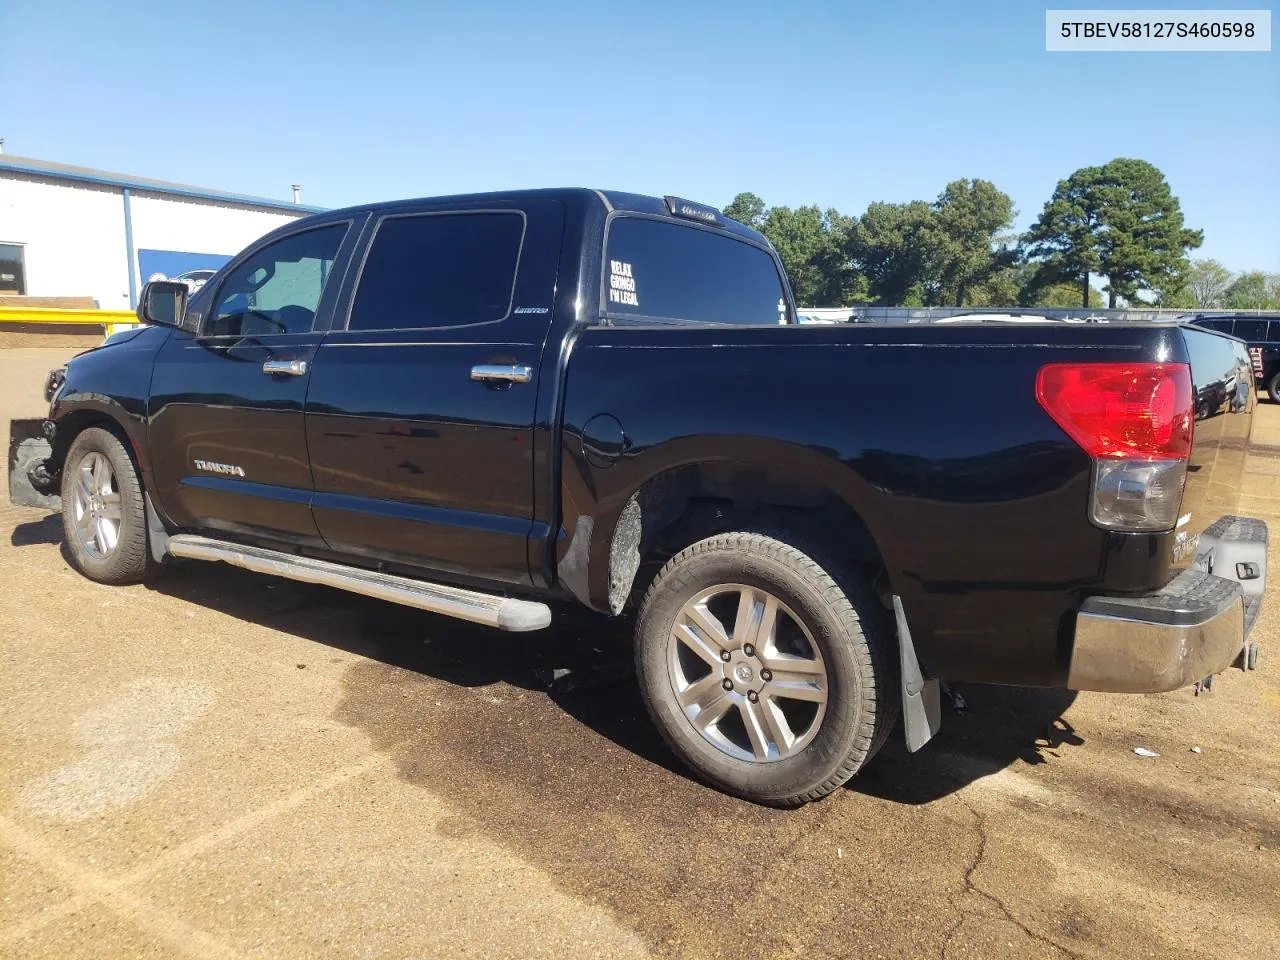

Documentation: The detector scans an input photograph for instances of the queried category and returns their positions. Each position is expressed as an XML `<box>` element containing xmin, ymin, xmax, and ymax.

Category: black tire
<box><xmin>60</xmin><ymin>426</ymin><xmax>156</xmax><ymax>585</ymax></box>
<box><xmin>635</xmin><ymin>530</ymin><xmax>896</xmax><ymax>806</ymax></box>
<box><xmin>1267</xmin><ymin>371</ymin><xmax>1280</xmax><ymax>404</ymax></box>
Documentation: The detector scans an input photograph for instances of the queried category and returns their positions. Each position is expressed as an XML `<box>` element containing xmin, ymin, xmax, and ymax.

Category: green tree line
<box><xmin>724</xmin><ymin>158</ymin><xmax>1273</xmax><ymax>310</ymax></box>
<box><xmin>1168</xmin><ymin>261</ymin><xmax>1280</xmax><ymax>310</ymax></box>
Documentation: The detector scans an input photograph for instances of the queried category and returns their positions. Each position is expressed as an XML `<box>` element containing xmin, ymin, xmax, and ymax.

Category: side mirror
<box><xmin>137</xmin><ymin>280</ymin><xmax>189</xmax><ymax>328</ymax></box>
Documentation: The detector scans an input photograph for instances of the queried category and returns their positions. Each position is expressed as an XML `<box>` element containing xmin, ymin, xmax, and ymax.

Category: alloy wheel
<box><xmin>666</xmin><ymin>583</ymin><xmax>829</xmax><ymax>763</ymax></box>
<box><xmin>72</xmin><ymin>452</ymin><xmax>122</xmax><ymax>560</ymax></box>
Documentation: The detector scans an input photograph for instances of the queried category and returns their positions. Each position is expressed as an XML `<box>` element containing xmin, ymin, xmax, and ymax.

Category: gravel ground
<box><xmin>2</xmin><ymin>346</ymin><xmax>1277</xmax><ymax>960</ymax></box>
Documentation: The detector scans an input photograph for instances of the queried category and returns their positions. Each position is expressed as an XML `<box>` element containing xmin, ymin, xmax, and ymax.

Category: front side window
<box><xmin>348</xmin><ymin>212</ymin><xmax>524</xmax><ymax>331</ymax></box>
<box><xmin>205</xmin><ymin>225</ymin><xmax>347</xmax><ymax>337</ymax></box>
<box><xmin>603</xmin><ymin>217</ymin><xmax>788</xmax><ymax>325</ymax></box>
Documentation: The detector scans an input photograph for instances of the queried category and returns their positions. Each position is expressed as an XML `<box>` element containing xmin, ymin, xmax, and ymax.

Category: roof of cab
<box><xmin>318</xmin><ymin>188</ymin><xmax>770</xmax><ymax>246</ymax></box>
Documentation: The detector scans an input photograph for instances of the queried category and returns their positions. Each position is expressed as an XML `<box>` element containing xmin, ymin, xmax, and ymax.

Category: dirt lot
<box><xmin>2</xmin><ymin>346</ymin><xmax>1278</xmax><ymax>960</ymax></box>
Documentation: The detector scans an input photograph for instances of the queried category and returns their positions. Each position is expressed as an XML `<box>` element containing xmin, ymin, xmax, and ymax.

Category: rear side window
<box><xmin>1232</xmin><ymin>319</ymin><xmax>1270</xmax><ymax>342</ymax></box>
<box><xmin>1197</xmin><ymin>318</ymin><xmax>1235</xmax><ymax>335</ymax></box>
<box><xmin>349</xmin><ymin>212</ymin><xmax>524</xmax><ymax>331</ymax></box>
<box><xmin>604</xmin><ymin>217</ymin><xmax>788</xmax><ymax>325</ymax></box>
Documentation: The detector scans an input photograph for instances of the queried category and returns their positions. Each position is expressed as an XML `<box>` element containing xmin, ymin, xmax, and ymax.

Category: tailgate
<box><xmin>1178</xmin><ymin>325</ymin><xmax>1255</xmax><ymax>544</ymax></box>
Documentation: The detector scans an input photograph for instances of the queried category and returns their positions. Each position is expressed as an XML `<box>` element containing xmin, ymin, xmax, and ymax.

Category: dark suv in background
<box><xmin>1185</xmin><ymin>314</ymin><xmax>1280</xmax><ymax>402</ymax></box>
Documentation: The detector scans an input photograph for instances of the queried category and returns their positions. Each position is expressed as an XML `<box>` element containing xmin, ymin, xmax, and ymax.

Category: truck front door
<box><xmin>304</xmin><ymin>200</ymin><xmax>564</xmax><ymax>586</ymax></box>
<box><xmin>148</xmin><ymin>218</ymin><xmax>360</xmax><ymax>545</ymax></box>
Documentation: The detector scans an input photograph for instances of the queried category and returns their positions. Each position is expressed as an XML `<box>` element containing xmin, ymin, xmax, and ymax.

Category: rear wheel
<box><xmin>635</xmin><ymin>531</ymin><xmax>895</xmax><ymax>806</ymax></box>
<box><xmin>1267</xmin><ymin>371</ymin><xmax>1280</xmax><ymax>404</ymax></box>
<box><xmin>60</xmin><ymin>427</ymin><xmax>156</xmax><ymax>584</ymax></box>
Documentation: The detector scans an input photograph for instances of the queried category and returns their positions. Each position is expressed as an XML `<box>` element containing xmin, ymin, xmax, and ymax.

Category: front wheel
<box><xmin>60</xmin><ymin>426</ymin><xmax>156</xmax><ymax>585</ymax></box>
<box><xmin>1267</xmin><ymin>371</ymin><xmax>1280</xmax><ymax>404</ymax></box>
<box><xmin>634</xmin><ymin>531</ymin><xmax>895</xmax><ymax>806</ymax></box>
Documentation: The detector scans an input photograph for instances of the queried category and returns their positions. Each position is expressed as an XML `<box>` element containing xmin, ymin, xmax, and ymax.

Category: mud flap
<box><xmin>146</xmin><ymin>494</ymin><xmax>170</xmax><ymax>564</ymax></box>
<box><xmin>7</xmin><ymin>419</ymin><xmax>61</xmax><ymax>511</ymax></box>
<box><xmin>894</xmin><ymin>595</ymin><xmax>941</xmax><ymax>752</ymax></box>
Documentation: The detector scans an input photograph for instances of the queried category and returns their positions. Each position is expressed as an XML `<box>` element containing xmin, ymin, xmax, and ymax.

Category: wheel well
<box><xmin>52</xmin><ymin>412</ymin><xmax>130</xmax><ymax>471</ymax></box>
<box><xmin>607</xmin><ymin>462</ymin><xmax>888</xmax><ymax>614</ymax></box>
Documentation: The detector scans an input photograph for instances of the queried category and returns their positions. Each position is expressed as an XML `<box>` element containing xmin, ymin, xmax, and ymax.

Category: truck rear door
<box><xmin>304</xmin><ymin>199</ymin><xmax>565</xmax><ymax>586</ymax></box>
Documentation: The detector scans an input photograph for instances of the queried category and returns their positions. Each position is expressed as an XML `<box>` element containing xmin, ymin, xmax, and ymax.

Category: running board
<box><xmin>165</xmin><ymin>535</ymin><xmax>552</xmax><ymax>632</ymax></box>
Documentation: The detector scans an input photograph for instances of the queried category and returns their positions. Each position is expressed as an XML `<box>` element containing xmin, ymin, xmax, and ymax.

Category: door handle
<box><xmin>262</xmin><ymin>359</ymin><xmax>308</xmax><ymax>377</ymax></box>
<box><xmin>471</xmin><ymin>364</ymin><xmax>533</xmax><ymax>384</ymax></box>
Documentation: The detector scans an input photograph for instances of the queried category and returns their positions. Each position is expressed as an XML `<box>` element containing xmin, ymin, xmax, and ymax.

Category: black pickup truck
<box><xmin>7</xmin><ymin>189</ymin><xmax>1270</xmax><ymax>805</ymax></box>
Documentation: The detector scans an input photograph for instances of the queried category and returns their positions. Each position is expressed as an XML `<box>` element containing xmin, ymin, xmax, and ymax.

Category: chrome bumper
<box><xmin>1070</xmin><ymin>515</ymin><xmax>1268</xmax><ymax>694</ymax></box>
<box><xmin>1069</xmin><ymin>569</ymin><xmax>1245</xmax><ymax>693</ymax></box>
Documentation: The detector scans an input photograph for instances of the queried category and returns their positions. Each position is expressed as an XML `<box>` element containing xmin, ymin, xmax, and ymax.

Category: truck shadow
<box><xmin>855</xmin><ymin>688</ymin><xmax>1081</xmax><ymax>805</ymax></box>
<box><xmin>125</xmin><ymin>561</ymin><xmax>1086</xmax><ymax>957</ymax></box>
<box><xmin>11</xmin><ymin>515</ymin><xmax>1086</xmax><ymax>807</ymax></box>
<box><xmin>134</xmin><ymin>559</ymin><xmax>1081</xmax><ymax>806</ymax></box>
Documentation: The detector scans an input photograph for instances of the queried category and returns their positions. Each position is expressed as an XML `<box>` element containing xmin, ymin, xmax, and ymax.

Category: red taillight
<box><xmin>1035</xmin><ymin>363</ymin><xmax>1194</xmax><ymax>460</ymax></box>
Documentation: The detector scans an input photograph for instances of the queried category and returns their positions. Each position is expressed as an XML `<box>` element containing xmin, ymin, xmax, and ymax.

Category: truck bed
<box><xmin>558</xmin><ymin>320</ymin><xmax>1255</xmax><ymax>686</ymax></box>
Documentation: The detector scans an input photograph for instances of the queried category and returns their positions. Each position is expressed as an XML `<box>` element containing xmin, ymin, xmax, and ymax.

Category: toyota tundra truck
<box><xmin>7</xmin><ymin>189</ymin><xmax>1269</xmax><ymax>805</ymax></box>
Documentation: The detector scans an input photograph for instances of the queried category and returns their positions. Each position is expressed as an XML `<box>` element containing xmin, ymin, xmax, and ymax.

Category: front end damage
<box><xmin>7</xmin><ymin>343</ymin><xmax>67</xmax><ymax>515</ymax></box>
<box><xmin>8</xmin><ymin>417</ymin><xmax>61</xmax><ymax>511</ymax></box>
<box><xmin>9</xmin><ymin>368</ymin><xmax>67</xmax><ymax>511</ymax></box>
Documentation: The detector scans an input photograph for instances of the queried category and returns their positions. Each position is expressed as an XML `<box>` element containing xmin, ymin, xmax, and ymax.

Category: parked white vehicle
<box><xmin>795</xmin><ymin>308</ymin><xmax>854</xmax><ymax>324</ymax></box>
<box><xmin>172</xmin><ymin>268</ymin><xmax>217</xmax><ymax>292</ymax></box>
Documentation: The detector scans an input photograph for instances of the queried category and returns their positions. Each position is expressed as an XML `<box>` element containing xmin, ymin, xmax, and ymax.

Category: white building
<box><xmin>0</xmin><ymin>154</ymin><xmax>321</xmax><ymax>308</ymax></box>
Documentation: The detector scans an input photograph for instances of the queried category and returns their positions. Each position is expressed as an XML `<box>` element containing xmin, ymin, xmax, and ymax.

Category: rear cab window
<box><xmin>603</xmin><ymin>216</ymin><xmax>789</xmax><ymax>325</ymax></box>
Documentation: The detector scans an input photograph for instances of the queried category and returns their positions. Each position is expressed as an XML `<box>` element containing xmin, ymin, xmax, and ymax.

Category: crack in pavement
<box><xmin>939</xmin><ymin>916</ymin><xmax>966</xmax><ymax>960</ymax></box>
<box><xmin>941</xmin><ymin>798</ymin><xmax>1083</xmax><ymax>960</ymax></box>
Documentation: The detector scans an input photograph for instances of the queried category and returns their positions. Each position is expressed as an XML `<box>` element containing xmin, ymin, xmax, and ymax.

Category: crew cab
<box><xmin>7</xmin><ymin>189</ymin><xmax>1269</xmax><ymax>805</ymax></box>
<box><xmin>1184</xmin><ymin>313</ymin><xmax>1280</xmax><ymax>403</ymax></box>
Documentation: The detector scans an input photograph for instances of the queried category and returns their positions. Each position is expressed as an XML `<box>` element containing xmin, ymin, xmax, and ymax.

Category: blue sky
<box><xmin>2</xmin><ymin>0</ymin><xmax>1276</xmax><ymax>271</ymax></box>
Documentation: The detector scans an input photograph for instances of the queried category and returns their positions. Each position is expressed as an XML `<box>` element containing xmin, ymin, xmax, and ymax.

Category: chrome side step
<box><xmin>165</xmin><ymin>535</ymin><xmax>552</xmax><ymax>632</ymax></box>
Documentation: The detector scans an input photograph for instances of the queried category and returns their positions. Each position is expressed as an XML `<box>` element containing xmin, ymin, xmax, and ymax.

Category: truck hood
<box><xmin>72</xmin><ymin>323</ymin><xmax>165</xmax><ymax>362</ymax></box>
<box><xmin>96</xmin><ymin>326</ymin><xmax>149</xmax><ymax>349</ymax></box>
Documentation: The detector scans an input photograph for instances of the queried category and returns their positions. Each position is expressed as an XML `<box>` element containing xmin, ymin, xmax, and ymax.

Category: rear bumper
<box><xmin>1069</xmin><ymin>516</ymin><xmax>1268</xmax><ymax>693</ymax></box>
